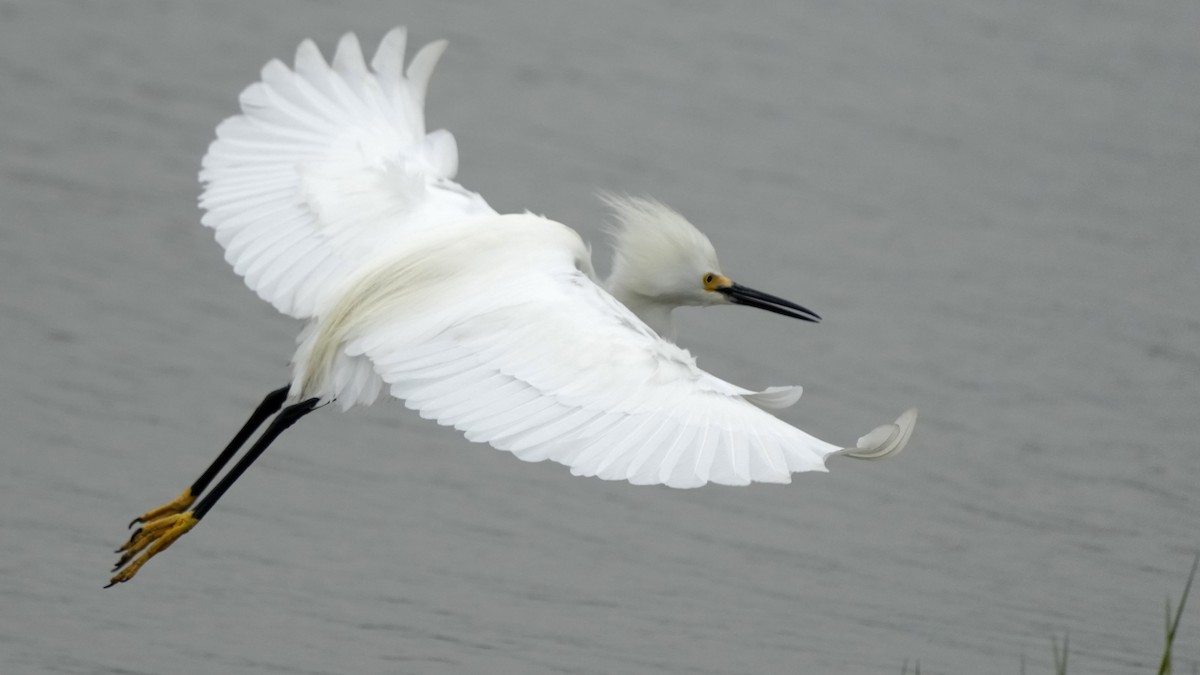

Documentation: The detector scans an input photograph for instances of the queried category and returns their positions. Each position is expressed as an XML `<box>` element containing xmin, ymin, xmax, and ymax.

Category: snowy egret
<box><xmin>109</xmin><ymin>28</ymin><xmax>917</xmax><ymax>586</ymax></box>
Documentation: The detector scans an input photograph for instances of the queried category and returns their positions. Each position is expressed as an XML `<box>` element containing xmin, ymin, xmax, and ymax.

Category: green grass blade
<box><xmin>1158</xmin><ymin>554</ymin><xmax>1199</xmax><ymax>675</ymax></box>
<box><xmin>1052</xmin><ymin>633</ymin><xmax>1069</xmax><ymax>675</ymax></box>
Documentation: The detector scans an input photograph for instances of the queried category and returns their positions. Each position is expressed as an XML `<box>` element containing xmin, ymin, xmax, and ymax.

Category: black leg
<box><xmin>191</xmin><ymin>386</ymin><xmax>290</xmax><ymax>497</ymax></box>
<box><xmin>128</xmin><ymin>385</ymin><xmax>290</xmax><ymax>528</ymax></box>
<box><xmin>192</xmin><ymin>397</ymin><xmax>320</xmax><ymax>520</ymax></box>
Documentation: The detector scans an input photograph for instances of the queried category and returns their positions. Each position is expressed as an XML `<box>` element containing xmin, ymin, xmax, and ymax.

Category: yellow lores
<box><xmin>702</xmin><ymin>273</ymin><xmax>733</xmax><ymax>293</ymax></box>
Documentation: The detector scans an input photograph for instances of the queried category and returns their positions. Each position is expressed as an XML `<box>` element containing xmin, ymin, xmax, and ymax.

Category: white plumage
<box><xmin>198</xmin><ymin>27</ymin><xmax>917</xmax><ymax>489</ymax></box>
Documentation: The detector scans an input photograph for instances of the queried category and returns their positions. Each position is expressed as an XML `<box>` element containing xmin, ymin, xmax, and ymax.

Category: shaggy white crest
<box><xmin>603</xmin><ymin>195</ymin><xmax>726</xmax><ymax>338</ymax></box>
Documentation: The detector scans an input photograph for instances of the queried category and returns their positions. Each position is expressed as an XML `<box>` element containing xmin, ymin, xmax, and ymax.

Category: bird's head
<box><xmin>602</xmin><ymin>195</ymin><xmax>819</xmax><ymax>336</ymax></box>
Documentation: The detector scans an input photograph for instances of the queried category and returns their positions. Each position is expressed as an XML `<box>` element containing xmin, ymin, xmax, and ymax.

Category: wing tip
<box><xmin>371</xmin><ymin>26</ymin><xmax>409</xmax><ymax>76</ymax></box>
<box><xmin>742</xmin><ymin>385</ymin><xmax>803</xmax><ymax>410</ymax></box>
<box><xmin>842</xmin><ymin>407</ymin><xmax>918</xmax><ymax>461</ymax></box>
<box><xmin>404</xmin><ymin>38</ymin><xmax>449</xmax><ymax>102</ymax></box>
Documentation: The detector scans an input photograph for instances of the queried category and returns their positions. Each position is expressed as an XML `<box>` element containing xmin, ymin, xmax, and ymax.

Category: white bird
<box><xmin>109</xmin><ymin>28</ymin><xmax>917</xmax><ymax>586</ymax></box>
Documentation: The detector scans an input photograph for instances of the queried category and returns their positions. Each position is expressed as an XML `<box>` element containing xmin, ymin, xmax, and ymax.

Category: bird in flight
<box><xmin>109</xmin><ymin>28</ymin><xmax>917</xmax><ymax>586</ymax></box>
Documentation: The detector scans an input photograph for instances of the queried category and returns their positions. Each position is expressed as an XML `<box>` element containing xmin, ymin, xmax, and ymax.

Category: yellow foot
<box><xmin>107</xmin><ymin>511</ymin><xmax>198</xmax><ymax>587</ymax></box>
<box><xmin>127</xmin><ymin>488</ymin><xmax>196</xmax><ymax>528</ymax></box>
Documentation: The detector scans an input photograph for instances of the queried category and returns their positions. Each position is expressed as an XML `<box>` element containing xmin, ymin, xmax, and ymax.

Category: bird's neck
<box><xmin>605</xmin><ymin>283</ymin><xmax>677</xmax><ymax>342</ymax></box>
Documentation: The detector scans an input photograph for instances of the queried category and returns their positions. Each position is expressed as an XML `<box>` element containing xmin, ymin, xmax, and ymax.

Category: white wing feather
<box><xmin>310</xmin><ymin>215</ymin><xmax>854</xmax><ymax>488</ymax></box>
<box><xmin>199</xmin><ymin>28</ymin><xmax>494</xmax><ymax>319</ymax></box>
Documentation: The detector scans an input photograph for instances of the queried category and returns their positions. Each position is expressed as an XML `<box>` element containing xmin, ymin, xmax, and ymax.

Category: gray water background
<box><xmin>1</xmin><ymin>1</ymin><xmax>1198</xmax><ymax>673</ymax></box>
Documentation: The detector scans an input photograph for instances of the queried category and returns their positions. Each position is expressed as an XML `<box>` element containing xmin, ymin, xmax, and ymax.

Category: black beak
<box><xmin>717</xmin><ymin>283</ymin><xmax>821</xmax><ymax>323</ymax></box>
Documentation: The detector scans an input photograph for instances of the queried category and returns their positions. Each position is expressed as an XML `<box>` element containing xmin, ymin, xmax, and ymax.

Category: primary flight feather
<box><xmin>108</xmin><ymin>27</ymin><xmax>917</xmax><ymax>586</ymax></box>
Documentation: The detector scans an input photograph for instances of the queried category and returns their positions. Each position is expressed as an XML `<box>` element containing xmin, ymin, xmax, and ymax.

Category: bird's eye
<box><xmin>703</xmin><ymin>273</ymin><xmax>721</xmax><ymax>291</ymax></box>
<box><xmin>704</xmin><ymin>274</ymin><xmax>714</xmax><ymax>284</ymax></box>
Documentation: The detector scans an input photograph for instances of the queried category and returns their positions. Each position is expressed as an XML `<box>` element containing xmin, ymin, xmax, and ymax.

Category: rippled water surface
<box><xmin>2</xmin><ymin>1</ymin><xmax>1198</xmax><ymax>673</ymax></box>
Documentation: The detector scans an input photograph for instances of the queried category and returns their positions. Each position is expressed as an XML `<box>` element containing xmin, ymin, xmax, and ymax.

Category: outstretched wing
<box><xmin>199</xmin><ymin>28</ymin><xmax>494</xmax><ymax>319</ymax></box>
<box><xmin>330</xmin><ymin>217</ymin><xmax>915</xmax><ymax>488</ymax></box>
